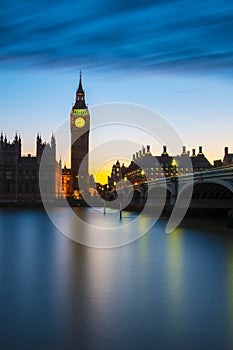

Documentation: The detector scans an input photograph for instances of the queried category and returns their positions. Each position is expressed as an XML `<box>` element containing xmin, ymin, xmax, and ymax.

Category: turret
<box><xmin>146</xmin><ymin>145</ymin><xmax>151</xmax><ymax>154</ymax></box>
<box><xmin>51</xmin><ymin>134</ymin><xmax>56</xmax><ymax>161</ymax></box>
<box><xmin>51</xmin><ymin>133</ymin><xmax>56</xmax><ymax>148</ymax></box>
<box><xmin>14</xmin><ymin>132</ymin><xmax>21</xmax><ymax>156</ymax></box>
<box><xmin>37</xmin><ymin>133</ymin><xmax>42</xmax><ymax>144</ymax></box>
<box><xmin>162</xmin><ymin>145</ymin><xmax>168</xmax><ymax>155</ymax></box>
<box><xmin>192</xmin><ymin>145</ymin><xmax>211</xmax><ymax>171</ymax></box>
<box><xmin>36</xmin><ymin>133</ymin><xmax>45</xmax><ymax>158</ymax></box>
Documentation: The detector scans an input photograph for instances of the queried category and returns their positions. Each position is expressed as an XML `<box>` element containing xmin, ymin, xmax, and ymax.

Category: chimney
<box><xmin>192</xmin><ymin>149</ymin><xmax>196</xmax><ymax>157</ymax></box>
<box><xmin>142</xmin><ymin>145</ymin><xmax>146</xmax><ymax>155</ymax></box>
<box><xmin>146</xmin><ymin>145</ymin><xmax>150</xmax><ymax>153</ymax></box>
<box><xmin>199</xmin><ymin>146</ymin><xmax>203</xmax><ymax>154</ymax></box>
<box><xmin>133</xmin><ymin>154</ymin><xmax>136</xmax><ymax>161</ymax></box>
<box><xmin>139</xmin><ymin>150</ymin><xmax>142</xmax><ymax>158</ymax></box>
<box><xmin>182</xmin><ymin>146</ymin><xmax>186</xmax><ymax>154</ymax></box>
<box><xmin>163</xmin><ymin>145</ymin><xmax>167</xmax><ymax>154</ymax></box>
<box><xmin>136</xmin><ymin>152</ymin><xmax>139</xmax><ymax>159</ymax></box>
<box><xmin>225</xmin><ymin>147</ymin><xmax>229</xmax><ymax>156</ymax></box>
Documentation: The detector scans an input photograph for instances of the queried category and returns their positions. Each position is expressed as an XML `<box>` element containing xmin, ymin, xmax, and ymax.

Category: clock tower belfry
<box><xmin>70</xmin><ymin>72</ymin><xmax>90</xmax><ymax>193</ymax></box>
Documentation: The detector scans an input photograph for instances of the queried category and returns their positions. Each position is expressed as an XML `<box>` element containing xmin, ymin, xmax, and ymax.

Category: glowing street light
<box><xmin>141</xmin><ymin>169</ymin><xmax>145</xmax><ymax>183</ymax></box>
<box><xmin>172</xmin><ymin>159</ymin><xmax>177</xmax><ymax>177</ymax></box>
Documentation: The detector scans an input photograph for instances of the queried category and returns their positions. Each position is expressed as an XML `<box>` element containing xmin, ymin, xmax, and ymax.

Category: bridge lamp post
<box><xmin>170</xmin><ymin>159</ymin><xmax>178</xmax><ymax>206</ymax></box>
<box><xmin>141</xmin><ymin>169</ymin><xmax>145</xmax><ymax>183</ymax></box>
<box><xmin>172</xmin><ymin>159</ymin><xmax>177</xmax><ymax>178</ymax></box>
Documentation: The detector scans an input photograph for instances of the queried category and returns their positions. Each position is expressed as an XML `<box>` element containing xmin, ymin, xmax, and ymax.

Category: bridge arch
<box><xmin>145</xmin><ymin>184</ymin><xmax>171</xmax><ymax>199</ymax></box>
<box><xmin>178</xmin><ymin>179</ymin><xmax>233</xmax><ymax>201</ymax></box>
<box><xmin>143</xmin><ymin>184</ymin><xmax>171</xmax><ymax>210</ymax></box>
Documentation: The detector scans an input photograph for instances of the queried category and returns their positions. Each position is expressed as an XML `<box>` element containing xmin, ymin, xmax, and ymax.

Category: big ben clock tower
<box><xmin>70</xmin><ymin>72</ymin><xmax>90</xmax><ymax>193</ymax></box>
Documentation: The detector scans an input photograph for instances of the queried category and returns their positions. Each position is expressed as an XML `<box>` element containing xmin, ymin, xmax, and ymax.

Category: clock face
<box><xmin>75</xmin><ymin>117</ymin><xmax>85</xmax><ymax>128</ymax></box>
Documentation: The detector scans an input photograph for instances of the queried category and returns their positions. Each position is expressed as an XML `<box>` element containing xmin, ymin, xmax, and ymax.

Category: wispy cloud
<box><xmin>1</xmin><ymin>0</ymin><xmax>233</xmax><ymax>75</ymax></box>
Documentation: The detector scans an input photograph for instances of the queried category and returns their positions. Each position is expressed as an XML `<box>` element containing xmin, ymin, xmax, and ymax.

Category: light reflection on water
<box><xmin>0</xmin><ymin>208</ymin><xmax>233</xmax><ymax>350</ymax></box>
<box><xmin>47</xmin><ymin>206</ymin><xmax>156</xmax><ymax>248</ymax></box>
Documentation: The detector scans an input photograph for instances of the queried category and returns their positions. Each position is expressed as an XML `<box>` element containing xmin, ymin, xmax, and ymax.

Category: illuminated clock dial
<box><xmin>75</xmin><ymin>117</ymin><xmax>85</xmax><ymax>128</ymax></box>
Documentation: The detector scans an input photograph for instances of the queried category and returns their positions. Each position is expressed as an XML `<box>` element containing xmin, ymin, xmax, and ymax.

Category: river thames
<box><xmin>0</xmin><ymin>207</ymin><xmax>233</xmax><ymax>350</ymax></box>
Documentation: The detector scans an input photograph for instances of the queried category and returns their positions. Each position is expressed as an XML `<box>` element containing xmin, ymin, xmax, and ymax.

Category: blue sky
<box><xmin>1</xmin><ymin>0</ymin><xmax>233</xmax><ymax>182</ymax></box>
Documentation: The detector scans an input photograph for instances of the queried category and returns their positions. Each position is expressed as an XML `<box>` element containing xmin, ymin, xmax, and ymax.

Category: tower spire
<box><xmin>77</xmin><ymin>70</ymin><xmax>84</xmax><ymax>94</ymax></box>
<box><xmin>74</xmin><ymin>70</ymin><xmax>87</xmax><ymax>108</ymax></box>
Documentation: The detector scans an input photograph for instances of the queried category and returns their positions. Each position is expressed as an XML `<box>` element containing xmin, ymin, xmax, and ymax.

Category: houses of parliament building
<box><xmin>0</xmin><ymin>132</ymin><xmax>62</xmax><ymax>203</ymax></box>
<box><xmin>0</xmin><ymin>73</ymin><xmax>91</xmax><ymax>204</ymax></box>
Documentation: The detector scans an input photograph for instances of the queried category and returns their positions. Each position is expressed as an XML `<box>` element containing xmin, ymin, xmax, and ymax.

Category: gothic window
<box><xmin>6</xmin><ymin>171</ymin><xmax>12</xmax><ymax>180</ymax></box>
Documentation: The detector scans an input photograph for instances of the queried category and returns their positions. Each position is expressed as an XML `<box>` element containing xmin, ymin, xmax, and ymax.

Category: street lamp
<box><xmin>172</xmin><ymin>159</ymin><xmax>177</xmax><ymax>177</ymax></box>
<box><xmin>141</xmin><ymin>169</ymin><xmax>145</xmax><ymax>183</ymax></box>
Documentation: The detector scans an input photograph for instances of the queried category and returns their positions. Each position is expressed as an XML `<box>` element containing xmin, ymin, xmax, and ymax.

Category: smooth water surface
<box><xmin>0</xmin><ymin>207</ymin><xmax>233</xmax><ymax>350</ymax></box>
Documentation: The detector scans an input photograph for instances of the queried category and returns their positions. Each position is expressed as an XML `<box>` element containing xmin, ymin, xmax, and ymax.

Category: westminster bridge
<box><xmin>103</xmin><ymin>166</ymin><xmax>233</xmax><ymax>212</ymax></box>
